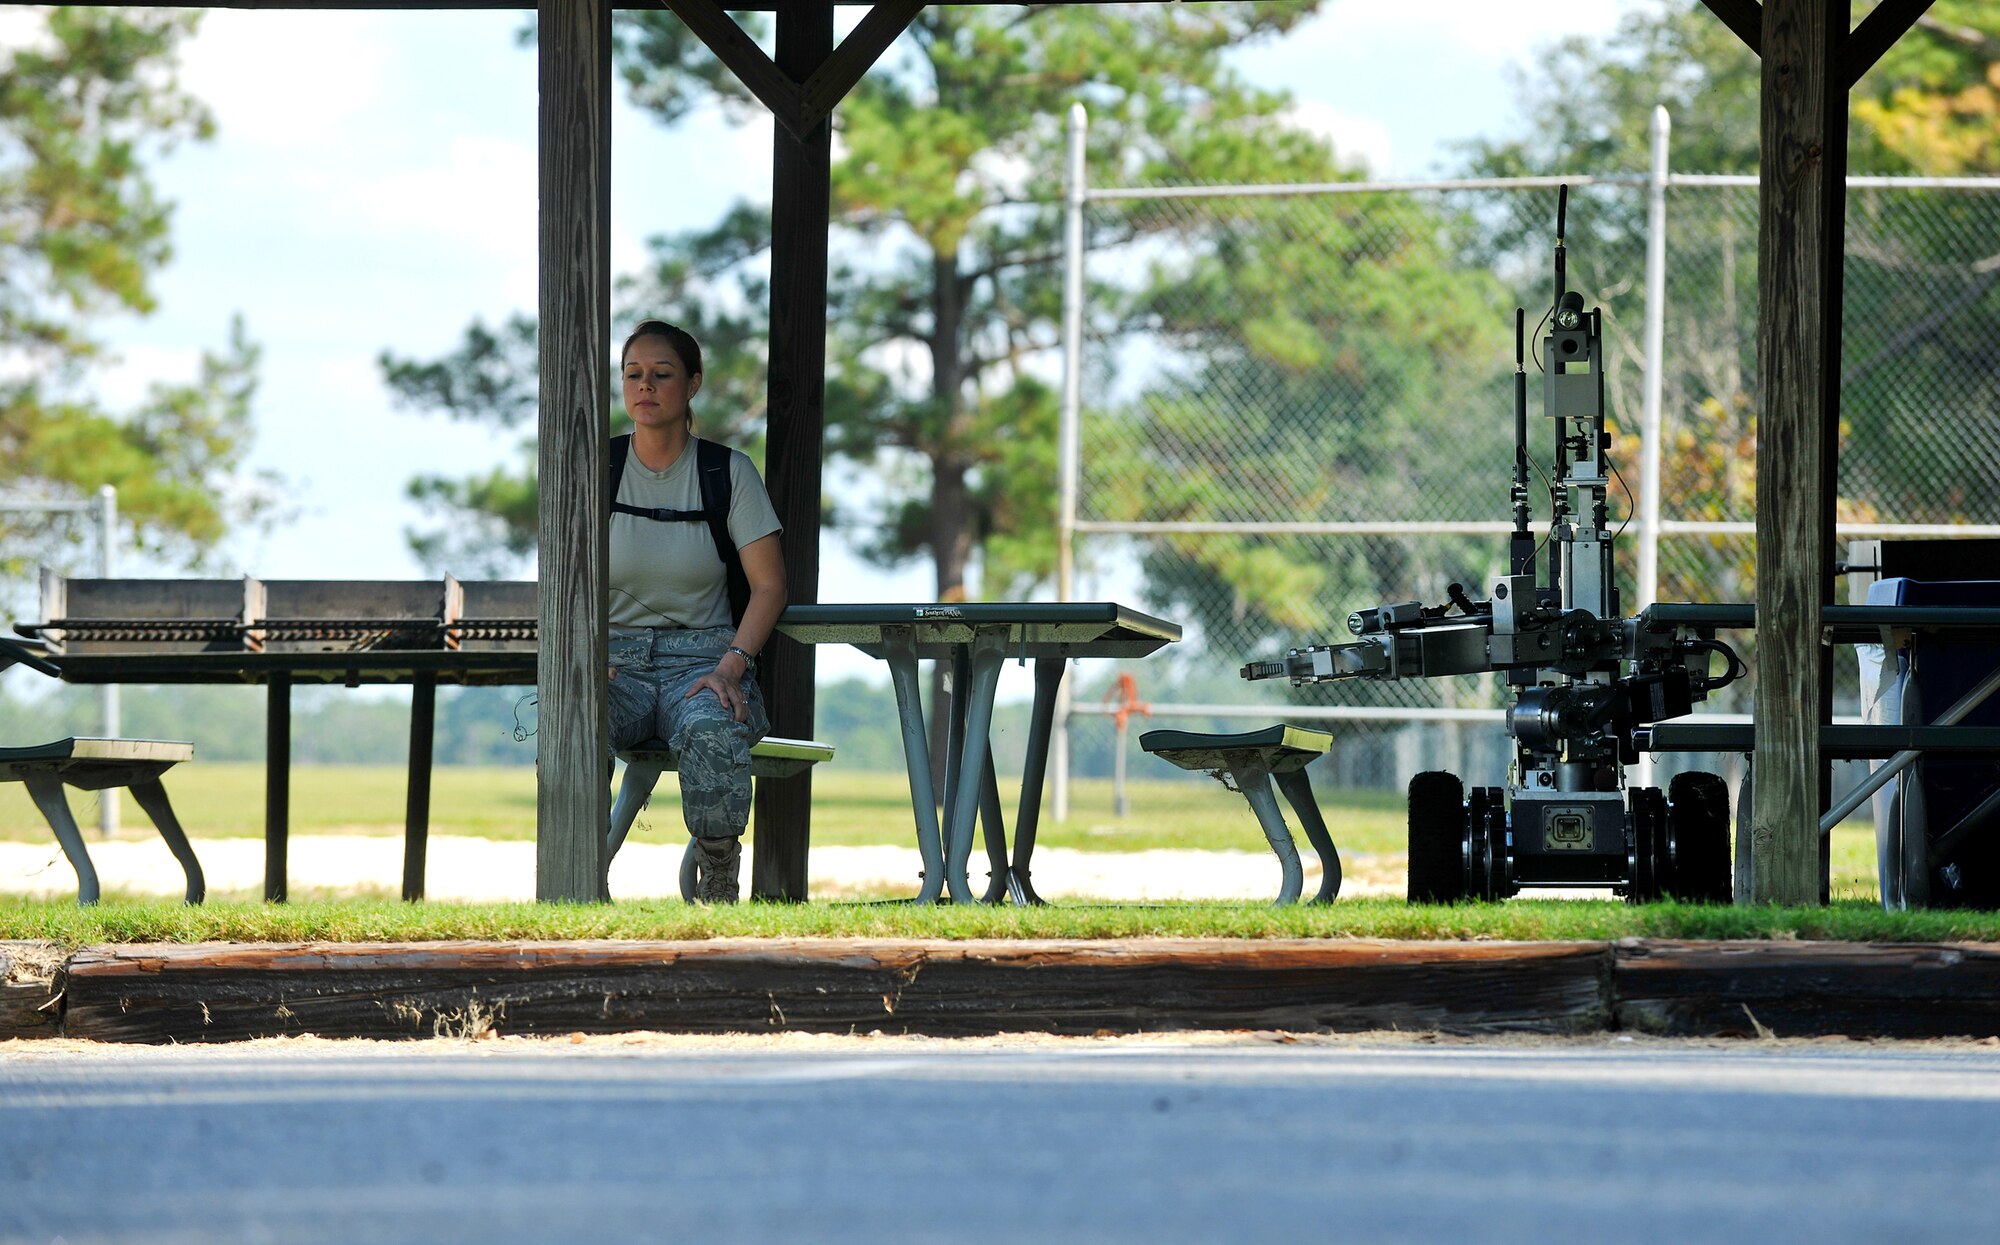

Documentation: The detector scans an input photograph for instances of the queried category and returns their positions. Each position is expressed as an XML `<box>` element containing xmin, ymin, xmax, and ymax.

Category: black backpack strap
<box><xmin>609</xmin><ymin>432</ymin><xmax>630</xmax><ymax>501</ymax></box>
<box><xmin>608</xmin><ymin>434</ymin><xmax>751</xmax><ymax>628</ymax></box>
<box><xmin>609</xmin><ymin>432</ymin><xmax>696</xmax><ymax>519</ymax></box>
<box><xmin>695</xmin><ymin>438</ymin><xmax>751</xmax><ymax>628</ymax></box>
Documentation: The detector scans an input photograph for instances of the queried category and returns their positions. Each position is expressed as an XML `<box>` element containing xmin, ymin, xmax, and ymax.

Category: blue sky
<box><xmin>8</xmin><ymin>0</ymin><xmax>1644</xmax><ymax>686</ymax></box>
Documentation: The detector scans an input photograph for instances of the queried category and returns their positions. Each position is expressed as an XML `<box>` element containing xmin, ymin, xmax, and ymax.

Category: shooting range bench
<box><xmin>609</xmin><ymin>736</ymin><xmax>835</xmax><ymax>901</ymax></box>
<box><xmin>1140</xmin><ymin>724</ymin><xmax>1342</xmax><ymax>905</ymax></box>
<box><xmin>1</xmin><ymin>636</ymin><xmax>205</xmax><ymax>905</ymax></box>
<box><xmin>0</xmin><ymin>739</ymin><xmax>204</xmax><ymax>906</ymax></box>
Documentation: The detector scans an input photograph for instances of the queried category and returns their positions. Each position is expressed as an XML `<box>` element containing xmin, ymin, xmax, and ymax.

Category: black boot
<box><xmin>694</xmin><ymin>835</ymin><xmax>742</xmax><ymax>904</ymax></box>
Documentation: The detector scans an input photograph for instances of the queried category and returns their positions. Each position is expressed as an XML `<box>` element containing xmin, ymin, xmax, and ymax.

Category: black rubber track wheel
<box><xmin>1482</xmin><ymin>786</ymin><xmax>1510</xmax><ymax>899</ymax></box>
<box><xmin>1465</xmin><ymin>786</ymin><xmax>1509</xmax><ymax>900</ymax></box>
<box><xmin>1667</xmin><ymin>771</ymin><xmax>1733</xmax><ymax>904</ymax></box>
<box><xmin>1408</xmin><ymin>771</ymin><xmax>1466</xmax><ymax>904</ymax></box>
<box><xmin>1627</xmin><ymin>786</ymin><xmax>1666</xmax><ymax>905</ymax></box>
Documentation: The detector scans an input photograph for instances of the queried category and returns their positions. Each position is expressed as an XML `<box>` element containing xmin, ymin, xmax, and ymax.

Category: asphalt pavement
<box><xmin>4</xmin><ymin>1033</ymin><xmax>1997</xmax><ymax>1244</ymax></box>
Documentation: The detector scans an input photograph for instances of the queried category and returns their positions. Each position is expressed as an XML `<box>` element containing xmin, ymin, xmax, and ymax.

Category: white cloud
<box><xmin>177</xmin><ymin>10</ymin><xmax>391</xmax><ymax>148</ymax></box>
<box><xmin>93</xmin><ymin>343</ymin><xmax>210</xmax><ymax>410</ymax></box>
<box><xmin>296</xmin><ymin>133</ymin><xmax>538</xmax><ymax>257</ymax></box>
<box><xmin>0</xmin><ymin>7</ymin><xmax>54</xmax><ymax>53</ymax></box>
<box><xmin>1280</xmin><ymin>101</ymin><xmax>1393</xmax><ymax>175</ymax></box>
<box><xmin>1321</xmin><ymin>0</ymin><xmax>1631</xmax><ymax>60</ymax></box>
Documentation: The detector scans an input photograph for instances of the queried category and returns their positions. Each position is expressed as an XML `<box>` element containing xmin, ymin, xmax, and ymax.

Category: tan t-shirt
<box><xmin>608</xmin><ymin>438</ymin><xmax>782</xmax><ymax>629</ymax></box>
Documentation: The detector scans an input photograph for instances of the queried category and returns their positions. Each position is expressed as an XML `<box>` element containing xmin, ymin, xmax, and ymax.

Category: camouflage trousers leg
<box><xmin>607</xmin><ymin>625</ymin><xmax>769</xmax><ymax>841</ymax></box>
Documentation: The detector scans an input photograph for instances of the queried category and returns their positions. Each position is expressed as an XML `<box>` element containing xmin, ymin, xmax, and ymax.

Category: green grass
<box><xmin>0</xmin><ymin>764</ymin><xmax>1901</xmax><ymax>940</ymax></box>
<box><xmin>5</xmin><ymin>894</ymin><xmax>1999</xmax><ymax>948</ymax></box>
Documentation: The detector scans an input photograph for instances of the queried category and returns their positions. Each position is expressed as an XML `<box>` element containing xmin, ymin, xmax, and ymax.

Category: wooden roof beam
<box><xmin>661</xmin><ymin>0</ymin><xmax>924</xmax><ymax>140</ymax></box>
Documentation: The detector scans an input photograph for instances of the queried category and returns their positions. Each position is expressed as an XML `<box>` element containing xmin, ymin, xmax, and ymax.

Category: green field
<box><xmin>0</xmin><ymin>763</ymin><xmax>1412</xmax><ymax>853</ymax></box>
<box><xmin>0</xmin><ymin>762</ymin><xmax>1883</xmax><ymax>898</ymax></box>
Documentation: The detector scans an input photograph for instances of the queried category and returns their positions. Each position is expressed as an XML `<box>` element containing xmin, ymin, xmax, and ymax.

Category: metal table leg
<box><xmin>884</xmin><ymin>630</ymin><xmax>946</xmax><ymax>904</ymax></box>
<box><xmin>403</xmin><ymin>673</ymin><xmax>436</xmax><ymax>901</ymax></box>
<box><xmin>941</xmin><ymin>644</ymin><xmax>970</xmax><ymax>837</ymax></box>
<box><xmin>608</xmin><ymin>762</ymin><xmax>664</xmax><ymax>860</ymax></box>
<box><xmin>679</xmin><ymin>835</ymin><xmax>701</xmax><ymax>901</ymax></box>
<box><xmin>944</xmin><ymin>630</ymin><xmax>1007</xmax><ymax>903</ymax></box>
<box><xmin>265</xmin><ymin>673</ymin><xmax>290</xmax><ymax>904</ymax></box>
<box><xmin>978</xmin><ymin>748</ymin><xmax>1009</xmax><ymax>903</ymax></box>
<box><xmin>1232</xmin><ymin>763</ymin><xmax>1304</xmax><ymax>905</ymax></box>
<box><xmin>129</xmin><ymin>777</ymin><xmax>205</xmax><ymax>905</ymax></box>
<box><xmin>1822</xmin><ymin>661</ymin><xmax>2000</xmax><ymax>835</ymax></box>
<box><xmin>25</xmin><ymin>773</ymin><xmax>98</xmax><ymax>905</ymax></box>
<box><xmin>1274</xmin><ymin>768</ymin><xmax>1342</xmax><ymax>903</ymax></box>
<box><xmin>1007</xmin><ymin>657</ymin><xmax>1065</xmax><ymax>905</ymax></box>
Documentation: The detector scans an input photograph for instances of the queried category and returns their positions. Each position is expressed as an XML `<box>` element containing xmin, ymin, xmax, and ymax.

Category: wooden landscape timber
<box><xmin>1612</xmin><ymin>938</ymin><xmax>2000</xmax><ymax>1038</ymax></box>
<box><xmin>37</xmin><ymin>937</ymin><xmax>2000</xmax><ymax>1044</ymax></box>
<box><xmin>54</xmin><ymin>939</ymin><xmax>1610</xmax><ymax>1043</ymax></box>
<box><xmin>0</xmin><ymin>942</ymin><xmax>61</xmax><ymax>1040</ymax></box>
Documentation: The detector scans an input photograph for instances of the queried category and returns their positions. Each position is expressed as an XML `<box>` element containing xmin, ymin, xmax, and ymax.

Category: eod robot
<box><xmin>1242</xmin><ymin>189</ymin><xmax>1742</xmax><ymax>904</ymax></box>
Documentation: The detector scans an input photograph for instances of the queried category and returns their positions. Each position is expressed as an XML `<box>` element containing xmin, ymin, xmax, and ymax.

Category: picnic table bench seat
<box><xmin>1140</xmin><ymin>724</ymin><xmax>1342</xmax><ymax>905</ymax></box>
<box><xmin>608</xmin><ymin>736</ymin><xmax>835</xmax><ymax>901</ymax></box>
<box><xmin>0</xmin><ymin>738</ymin><xmax>204</xmax><ymax>905</ymax></box>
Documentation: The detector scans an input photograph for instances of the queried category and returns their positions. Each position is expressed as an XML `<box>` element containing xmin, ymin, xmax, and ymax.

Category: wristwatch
<box><xmin>727</xmin><ymin>644</ymin><xmax>756</xmax><ymax>668</ymax></box>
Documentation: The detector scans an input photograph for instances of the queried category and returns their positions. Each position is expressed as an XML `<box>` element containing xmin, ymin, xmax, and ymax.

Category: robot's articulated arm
<box><xmin>1240</xmin><ymin>618</ymin><xmax>1493</xmax><ymax>685</ymax></box>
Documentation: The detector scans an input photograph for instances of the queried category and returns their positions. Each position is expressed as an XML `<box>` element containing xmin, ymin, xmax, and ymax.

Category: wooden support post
<box><xmin>1750</xmin><ymin>0</ymin><xmax>1849</xmax><ymax>905</ymax></box>
<box><xmin>402</xmin><ymin>674</ymin><xmax>436</xmax><ymax>902</ymax></box>
<box><xmin>751</xmin><ymin>1</ymin><xmax>835</xmax><ymax>902</ymax></box>
<box><xmin>535</xmin><ymin>0</ymin><xmax>613</xmax><ymax>903</ymax></box>
<box><xmin>264</xmin><ymin>673</ymin><xmax>290</xmax><ymax>904</ymax></box>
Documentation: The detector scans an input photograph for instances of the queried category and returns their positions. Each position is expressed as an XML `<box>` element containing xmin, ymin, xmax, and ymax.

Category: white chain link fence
<box><xmin>1052</xmin><ymin>105</ymin><xmax>2000</xmax><ymax>813</ymax></box>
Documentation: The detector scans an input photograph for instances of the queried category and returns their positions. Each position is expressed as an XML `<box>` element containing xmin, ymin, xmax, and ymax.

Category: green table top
<box><xmin>775</xmin><ymin>602</ymin><xmax>1181</xmax><ymax>659</ymax></box>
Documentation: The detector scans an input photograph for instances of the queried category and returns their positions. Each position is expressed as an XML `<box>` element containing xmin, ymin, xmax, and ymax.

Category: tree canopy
<box><xmin>1854</xmin><ymin>3</ymin><xmax>2000</xmax><ymax>176</ymax></box>
<box><xmin>382</xmin><ymin>3</ymin><xmax>1330</xmax><ymax>601</ymax></box>
<box><xmin>0</xmin><ymin>8</ymin><xmax>261</xmax><ymax>585</ymax></box>
<box><xmin>1452</xmin><ymin>0</ymin><xmax>2000</xmax><ymax>604</ymax></box>
<box><xmin>382</xmin><ymin>1</ymin><xmax>2000</xmax><ymax>632</ymax></box>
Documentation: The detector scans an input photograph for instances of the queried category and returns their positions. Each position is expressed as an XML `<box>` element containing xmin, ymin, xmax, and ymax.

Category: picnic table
<box><xmin>776</xmin><ymin>602</ymin><xmax>1181</xmax><ymax>903</ymax></box>
<box><xmin>19</xmin><ymin>576</ymin><xmax>1180</xmax><ymax>906</ymax></box>
<box><xmin>19</xmin><ymin>573</ymin><xmax>536</xmax><ymax>902</ymax></box>
<box><xmin>0</xmin><ymin>634</ymin><xmax>206</xmax><ymax>905</ymax></box>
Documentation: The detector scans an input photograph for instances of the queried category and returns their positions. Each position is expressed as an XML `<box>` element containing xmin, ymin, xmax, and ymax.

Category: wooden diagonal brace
<box><xmin>797</xmin><ymin>0</ymin><xmax>925</xmax><ymax>134</ymax></box>
<box><xmin>1840</xmin><ymin>0</ymin><xmax>1937</xmax><ymax>88</ymax></box>
<box><xmin>662</xmin><ymin>0</ymin><xmax>805</xmax><ymax>136</ymax></box>
<box><xmin>663</xmin><ymin>0</ymin><xmax>923</xmax><ymax>140</ymax></box>
<box><xmin>1701</xmin><ymin>0</ymin><xmax>1765</xmax><ymax>55</ymax></box>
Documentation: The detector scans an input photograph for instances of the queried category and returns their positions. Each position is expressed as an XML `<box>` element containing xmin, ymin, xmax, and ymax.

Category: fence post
<box><xmin>1637</xmin><ymin>106</ymin><xmax>1671</xmax><ymax>789</ymax></box>
<box><xmin>1638</xmin><ymin>107</ymin><xmax>1670</xmax><ymax>612</ymax></box>
<box><xmin>90</xmin><ymin>485</ymin><xmax>121</xmax><ymax>838</ymax></box>
<box><xmin>1053</xmin><ymin>101</ymin><xmax>1087</xmax><ymax>822</ymax></box>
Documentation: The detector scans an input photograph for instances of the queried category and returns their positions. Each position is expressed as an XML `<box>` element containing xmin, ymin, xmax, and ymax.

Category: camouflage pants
<box><xmin>608</xmin><ymin>625</ymin><xmax>769</xmax><ymax>840</ymax></box>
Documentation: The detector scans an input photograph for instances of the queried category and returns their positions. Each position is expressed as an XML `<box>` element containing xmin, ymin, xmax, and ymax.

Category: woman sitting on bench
<box><xmin>608</xmin><ymin>320</ymin><xmax>786</xmax><ymax>902</ymax></box>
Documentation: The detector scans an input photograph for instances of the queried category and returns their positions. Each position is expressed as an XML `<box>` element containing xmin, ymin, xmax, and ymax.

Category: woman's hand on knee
<box><xmin>687</xmin><ymin>667</ymin><xmax>749</xmax><ymax>722</ymax></box>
